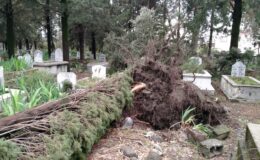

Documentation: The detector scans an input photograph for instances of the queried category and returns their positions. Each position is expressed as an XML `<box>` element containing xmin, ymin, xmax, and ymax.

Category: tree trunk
<box><xmin>45</xmin><ymin>0</ymin><xmax>53</xmax><ymax>57</ymax></box>
<box><xmin>18</xmin><ymin>40</ymin><xmax>22</xmax><ymax>55</ymax></box>
<box><xmin>91</xmin><ymin>32</ymin><xmax>96</xmax><ymax>60</ymax></box>
<box><xmin>148</xmin><ymin>0</ymin><xmax>157</xmax><ymax>9</ymax></box>
<box><xmin>25</xmin><ymin>39</ymin><xmax>30</xmax><ymax>53</ymax></box>
<box><xmin>190</xmin><ymin>8</ymin><xmax>200</xmax><ymax>56</ymax></box>
<box><xmin>191</xmin><ymin>31</ymin><xmax>199</xmax><ymax>55</ymax></box>
<box><xmin>61</xmin><ymin>0</ymin><xmax>69</xmax><ymax>63</ymax></box>
<box><xmin>78</xmin><ymin>25</ymin><xmax>85</xmax><ymax>60</ymax></box>
<box><xmin>34</xmin><ymin>41</ymin><xmax>37</xmax><ymax>50</ymax></box>
<box><xmin>230</xmin><ymin>0</ymin><xmax>242</xmax><ymax>50</ymax></box>
<box><xmin>177</xmin><ymin>0</ymin><xmax>181</xmax><ymax>41</ymax></box>
<box><xmin>5</xmin><ymin>0</ymin><xmax>15</xmax><ymax>58</ymax></box>
<box><xmin>208</xmin><ymin>2</ymin><xmax>215</xmax><ymax>57</ymax></box>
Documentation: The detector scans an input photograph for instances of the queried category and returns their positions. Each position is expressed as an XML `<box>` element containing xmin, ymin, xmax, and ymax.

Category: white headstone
<box><xmin>17</xmin><ymin>49</ymin><xmax>22</xmax><ymax>56</ymax></box>
<box><xmin>55</xmin><ymin>48</ymin><xmax>63</xmax><ymax>62</ymax></box>
<box><xmin>231</xmin><ymin>61</ymin><xmax>246</xmax><ymax>77</ymax></box>
<box><xmin>50</xmin><ymin>52</ymin><xmax>55</xmax><ymax>61</ymax></box>
<box><xmin>17</xmin><ymin>56</ymin><xmax>23</xmax><ymax>60</ymax></box>
<box><xmin>34</xmin><ymin>50</ymin><xmax>43</xmax><ymax>63</ymax></box>
<box><xmin>98</xmin><ymin>54</ymin><xmax>106</xmax><ymax>62</ymax></box>
<box><xmin>76</xmin><ymin>51</ymin><xmax>80</xmax><ymax>59</ymax></box>
<box><xmin>91</xmin><ymin>65</ymin><xmax>106</xmax><ymax>79</ymax></box>
<box><xmin>189</xmin><ymin>57</ymin><xmax>202</xmax><ymax>65</ymax></box>
<box><xmin>57</xmin><ymin>72</ymin><xmax>77</xmax><ymax>90</ymax></box>
<box><xmin>23</xmin><ymin>53</ymin><xmax>33</xmax><ymax>67</ymax></box>
<box><xmin>0</xmin><ymin>66</ymin><xmax>4</xmax><ymax>87</ymax></box>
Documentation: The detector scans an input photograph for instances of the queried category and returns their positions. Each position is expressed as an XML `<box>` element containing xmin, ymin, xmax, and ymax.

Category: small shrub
<box><xmin>181</xmin><ymin>58</ymin><xmax>204</xmax><ymax>73</ymax></box>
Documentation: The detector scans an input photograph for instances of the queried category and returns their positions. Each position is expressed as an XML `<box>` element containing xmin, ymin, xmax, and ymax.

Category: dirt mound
<box><xmin>132</xmin><ymin>58</ymin><xmax>226</xmax><ymax>129</ymax></box>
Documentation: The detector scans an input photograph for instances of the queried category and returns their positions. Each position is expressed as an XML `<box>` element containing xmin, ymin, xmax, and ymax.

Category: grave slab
<box><xmin>246</xmin><ymin>123</ymin><xmax>260</xmax><ymax>160</ymax></box>
<box><xmin>221</xmin><ymin>75</ymin><xmax>260</xmax><ymax>102</ymax></box>
<box><xmin>33</xmin><ymin>61</ymin><xmax>68</xmax><ymax>75</ymax></box>
<box><xmin>183</xmin><ymin>70</ymin><xmax>215</xmax><ymax>95</ymax></box>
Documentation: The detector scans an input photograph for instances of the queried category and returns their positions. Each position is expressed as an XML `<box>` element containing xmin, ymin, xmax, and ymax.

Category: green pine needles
<box><xmin>0</xmin><ymin>71</ymin><xmax>133</xmax><ymax>160</ymax></box>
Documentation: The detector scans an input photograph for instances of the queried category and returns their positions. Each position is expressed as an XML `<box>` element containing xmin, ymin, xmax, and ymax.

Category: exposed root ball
<box><xmin>132</xmin><ymin>59</ymin><xmax>226</xmax><ymax>129</ymax></box>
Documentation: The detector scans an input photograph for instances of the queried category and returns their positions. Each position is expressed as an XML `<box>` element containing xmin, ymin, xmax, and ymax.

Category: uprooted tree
<box><xmin>0</xmin><ymin>72</ymin><xmax>133</xmax><ymax>159</ymax></box>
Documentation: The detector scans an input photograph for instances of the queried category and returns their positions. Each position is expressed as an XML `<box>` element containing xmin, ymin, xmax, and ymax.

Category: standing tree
<box><xmin>61</xmin><ymin>0</ymin><xmax>69</xmax><ymax>62</ymax></box>
<box><xmin>207</xmin><ymin>0</ymin><xmax>229</xmax><ymax>56</ymax></box>
<box><xmin>5</xmin><ymin>0</ymin><xmax>15</xmax><ymax>58</ymax></box>
<box><xmin>230</xmin><ymin>0</ymin><xmax>242</xmax><ymax>50</ymax></box>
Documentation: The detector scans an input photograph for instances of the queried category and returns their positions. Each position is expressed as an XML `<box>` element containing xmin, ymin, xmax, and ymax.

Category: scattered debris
<box><xmin>185</xmin><ymin>128</ymin><xmax>207</xmax><ymax>143</ymax></box>
<box><xmin>199</xmin><ymin>139</ymin><xmax>224</xmax><ymax>158</ymax></box>
<box><xmin>146</xmin><ymin>150</ymin><xmax>162</xmax><ymax>160</ymax></box>
<box><xmin>152</xmin><ymin>143</ymin><xmax>163</xmax><ymax>156</ymax></box>
<box><xmin>145</xmin><ymin>131</ymin><xmax>163</xmax><ymax>143</ymax></box>
<box><xmin>120</xmin><ymin>145</ymin><xmax>138</xmax><ymax>158</ymax></box>
<box><xmin>213</xmin><ymin>124</ymin><xmax>231</xmax><ymax>140</ymax></box>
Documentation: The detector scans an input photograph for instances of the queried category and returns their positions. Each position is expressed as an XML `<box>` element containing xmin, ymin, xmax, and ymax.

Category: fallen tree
<box><xmin>132</xmin><ymin>58</ymin><xmax>227</xmax><ymax>129</ymax></box>
<box><xmin>0</xmin><ymin>72</ymin><xmax>133</xmax><ymax>160</ymax></box>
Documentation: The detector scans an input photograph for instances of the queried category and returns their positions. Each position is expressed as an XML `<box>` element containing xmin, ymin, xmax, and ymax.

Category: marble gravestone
<box><xmin>23</xmin><ymin>53</ymin><xmax>33</xmax><ymax>67</ymax></box>
<box><xmin>190</xmin><ymin>57</ymin><xmax>202</xmax><ymax>65</ymax></box>
<box><xmin>91</xmin><ymin>65</ymin><xmax>106</xmax><ymax>79</ymax></box>
<box><xmin>55</xmin><ymin>48</ymin><xmax>63</xmax><ymax>62</ymax></box>
<box><xmin>50</xmin><ymin>52</ymin><xmax>55</xmax><ymax>61</ymax></box>
<box><xmin>34</xmin><ymin>50</ymin><xmax>43</xmax><ymax>63</ymax></box>
<box><xmin>98</xmin><ymin>54</ymin><xmax>106</xmax><ymax>62</ymax></box>
<box><xmin>18</xmin><ymin>56</ymin><xmax>23</xmax><ymax>60</ymax></box>
<box><xmin>0</xmin><ymin>66</ymin><xmax>4</xmax><ymax>87</ymax></box>
<box><xmin>76</xmin><ymin>51</ymin><xmax>80</xmax><ymax>59</ymax></box>
<box><xmin>57</xmin><ymin>72</ymin><xmax>77</xmax><ymax>90</ymax></box>
<box><xmin>231</xmin><ymin>61</ymin><xmax>246</xmax><ymax>77</ymax></box>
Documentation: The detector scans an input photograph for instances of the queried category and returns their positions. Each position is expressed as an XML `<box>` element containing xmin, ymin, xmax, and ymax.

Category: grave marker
<box><xmin>76</xmin><ymin>51</ymin><xmax>80</xmax><ymax>59</ymax></box>
<box><xmin>0</xmin><ymin>66</ymin><xmax>4</xmax><ymax>87</ymax></box>
<box><xmin>17</xmin><ymin>56</ymin><xmax>23</xmax><ymax>60</ymax></box>
<box><xmin>57</xmin><ymin>72</ymin><xmax>77</xmax><ymax>90</ymax></box>
<box><xmin>34</xmin><ymin>50</ymin><xmax>43</xmax><ymax>63</ymax></box>
<box><xmin>98</xmin><ymin>53</ymin><xmax>106</xmax><ymax>62</ymax></box>
<box><xmin>50</xmin><ymin>52</ymin><xmax>55</xmax><ymax>61</ymax></box>
<box><xmin>231</xmin><ymin>61</ymin><xmax>246</xmax><ymax>77</ymax></box>
<box><xmin>91</xmin><ymin>65</ymin><xmax>106</xmax><ymax>79</ymax></box>
<box><xmin>55</xmin><ymin>48</ymin><xmax>63</xmax><ymax>62</ymax></box>
<box><xmin>23</xmin><ymin>53</ymin><xmax>33</xmax><ymax>67</ymax></box>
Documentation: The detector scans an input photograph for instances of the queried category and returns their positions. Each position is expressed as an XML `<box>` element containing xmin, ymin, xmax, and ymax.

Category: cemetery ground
<box><xmin>0</xmin><ymin>53</ymin><xmax>259</xmax><ymax>159</ymax></box>
<box><xmin>88</xmin><ymin>84</ymin><xmax>260</xmax><ymax>160</ymax></box>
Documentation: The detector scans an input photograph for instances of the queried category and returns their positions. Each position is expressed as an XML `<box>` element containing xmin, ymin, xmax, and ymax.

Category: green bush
<box><xmin>181</xmin><ymin>58</ymin><xmax>204</xmax><ymax>73</ymax></box>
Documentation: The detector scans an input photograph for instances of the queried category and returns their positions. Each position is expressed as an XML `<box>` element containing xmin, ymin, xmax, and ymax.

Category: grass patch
<box><xmin>230</xmin><ymin>76</ymin><xmax>260</xmax><ymax>86</ymax></box>
<box><xmin>0</xmin><ymin>58</ymin><xmax>30</xmax><ymax>72</ymax></box>
<box><xmin>1</xmin><ymin>71</ymin><xmax>63</xmax><ymax>116</ymax></box>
